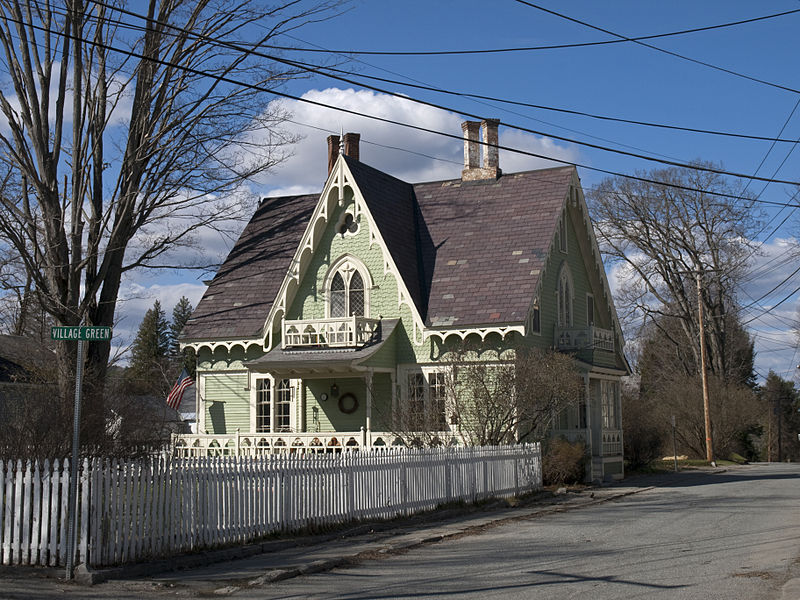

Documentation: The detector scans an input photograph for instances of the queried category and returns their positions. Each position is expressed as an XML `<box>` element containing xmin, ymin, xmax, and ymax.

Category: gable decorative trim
<box><xmin>261</xmin><ymin>155</ymin><xmax>428</xmax><ymax>352</ymax></box>
<box><xmin>422</xmin><ymin>325</ymin><xmax>524</xmax><ymax>343</ymax></box>
<box><xmin>183</xmin><ymin>338</ymin><xmax>262</xmax><ymax>354</ymax></box>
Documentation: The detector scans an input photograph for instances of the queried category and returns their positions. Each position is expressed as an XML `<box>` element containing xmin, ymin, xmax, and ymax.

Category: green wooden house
<box><xmin>179</xmin><ymin>120</ymin><xmax>629</xmax><ymax>481</ymax></box>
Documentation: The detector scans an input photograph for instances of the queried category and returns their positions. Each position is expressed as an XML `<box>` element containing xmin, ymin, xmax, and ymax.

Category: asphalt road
<box><xmin>6</xmin><ymin>463</ymin><xmax>800</xmax><ymax>599</ymax></box>
<box><xmin>259</xmin><ymin>463</ymin><xmax>800</xmax><ymax>600</ymax></box>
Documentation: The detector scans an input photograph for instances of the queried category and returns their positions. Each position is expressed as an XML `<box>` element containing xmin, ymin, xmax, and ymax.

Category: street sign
<box><xmin>51</xmin><ymin>323</ymin><xmax>112</xmax><ymax>580</ymax></box>
<box><xmin>51</xmin><ymin>326</ymin><xmax>112</xmax><ymax>341</ymax></box>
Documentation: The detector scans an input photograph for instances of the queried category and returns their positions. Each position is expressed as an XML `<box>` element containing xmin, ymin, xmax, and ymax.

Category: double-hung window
<box><xmin>406</xmin><ymin>370</ymin><xmax>448</xmax><ymax>431</ymax></box>
<box><xmin>255</xmin><ymin>378</ymin><xmax>294</xmax><ymax>433</ymax></box>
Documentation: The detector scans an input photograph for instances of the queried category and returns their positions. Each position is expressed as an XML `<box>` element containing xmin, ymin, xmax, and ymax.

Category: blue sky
<box><xmin>117</xmin><ymin>1</ymin><xmax>800</xmax><ymax>382</ymax></box>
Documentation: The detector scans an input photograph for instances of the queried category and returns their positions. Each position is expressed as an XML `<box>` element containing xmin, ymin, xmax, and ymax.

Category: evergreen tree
<box><xmin>127</xmin><ymin>300</ymin><xmax>171</xmax><ymax>395</ymax></box>
<box><xmin>170</xmin><ymin>296</ymin><xmax>196</xmax><ymax>377</ymax></box>
<box><xmin>761</xmin><ymin>371</ymin><xmax>800</xmax><ymax>461</ymax></box>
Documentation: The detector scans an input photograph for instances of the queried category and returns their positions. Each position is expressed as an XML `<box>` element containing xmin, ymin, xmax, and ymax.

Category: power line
<box><xmin>10</xmin><ymin>4</ymin><xmax>800</xmax><ymax>211</ymax></box>
<box><xmin>513</xmin><ymin>0</ymin><xmax>800</xmax><ymax>97</ymax></box>
<box><xmin>742</xmin><ymin>283</ymin><xmax>800</xmax><ymax>325</ymax></box>
<box><xmin>48</xmin><ymin>1</ymin><xmax>800</xmax><ymax>192</ymax></box>
<box><xmin>262</xmin><ymin>8</ymin><xmax>800</xmax><ymax>56</ymax></box>
<box><xmin>291</xmin><ymin>63</ymin><xmax>800</xmax><ymax>144</ymax></box>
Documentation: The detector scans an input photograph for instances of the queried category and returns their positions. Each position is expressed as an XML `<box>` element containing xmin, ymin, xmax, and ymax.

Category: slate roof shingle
<box><xmin>181</xmin><ymin>193</ymin><xmax>317</xmax><ymax>340</ymax></box>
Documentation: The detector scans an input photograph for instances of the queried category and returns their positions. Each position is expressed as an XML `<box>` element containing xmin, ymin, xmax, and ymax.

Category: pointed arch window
<box><xmin>327</xmin><ymin>258</ymin><xmax>370</xmax><ymax>318</ymax></box>
<box><xmin>558</xmin><ymin>264</ymin><xmax>573</xmax><ymax>327</ymax></box>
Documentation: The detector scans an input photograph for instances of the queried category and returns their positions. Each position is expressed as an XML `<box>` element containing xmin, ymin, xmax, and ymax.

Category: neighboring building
<box><xmin>180</xmin><ymin>120</ymin><xmax>629</xmax><ymax>480</ymax></box>
<box><xmin>0</xmin><ymin>334</ymin><xmax>57</xmax><ymax>399</ymax></box>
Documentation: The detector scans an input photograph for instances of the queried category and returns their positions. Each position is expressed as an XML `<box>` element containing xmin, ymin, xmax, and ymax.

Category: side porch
<box><xmin>551</xmin><ymin>368</ymin><xmax>625</xmax><ymax>482</ymax></box>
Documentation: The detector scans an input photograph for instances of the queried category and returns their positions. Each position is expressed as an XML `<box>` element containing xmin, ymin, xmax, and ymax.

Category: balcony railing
<box><xmin>602</xmin><ymin>430</ymin><xmax>622</xmax><ymax>456</ymax></box>
<box><xmin>555</xmin><ymin>325</ymin><xmax>614</xmax><ymax>353</ymax></box>
<box><xmin>282</xmin><ymin>316</ymin><xmax>381</xmax><ymax>349</ymax></box>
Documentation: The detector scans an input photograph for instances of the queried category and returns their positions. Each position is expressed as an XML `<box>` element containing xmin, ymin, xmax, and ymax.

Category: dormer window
<box><xmin>326</xmin><ymin>256</ymin><xmax>370</xmax><ymax>318</ymax></box>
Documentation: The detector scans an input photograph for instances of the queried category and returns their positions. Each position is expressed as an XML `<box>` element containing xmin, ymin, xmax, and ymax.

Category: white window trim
<box><xmin>586</xmin><ymin>293</ymin><xmax>595</xmax><ymax>326</ymax></box>
<box><xmin>323</xmin><ymin>254</ymin><xmax>373</xmax><ymax>318</ymax></box>
<box><xmin>401</xmin><ymin>366</ymin><xmax>451</xmax><ymax>432</ymax></box>
<box><xmin>250</xmin><ymin>375</ymin><xmax>299</xmax><ymax>433</ymax></box>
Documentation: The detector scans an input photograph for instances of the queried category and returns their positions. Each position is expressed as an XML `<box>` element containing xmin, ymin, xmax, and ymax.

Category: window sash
<box><xmin>256</xmin><ymin>379</ymin><xmax>270</xmax><ymax>433</ymax></box>
<box><xmin>275</xmin><ymin>379</ymin><xmax>292</xmax><ymax>432</ymax></box>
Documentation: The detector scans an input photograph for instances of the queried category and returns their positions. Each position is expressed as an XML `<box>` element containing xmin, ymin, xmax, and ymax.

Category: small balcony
<box><xmin>555</xmin><ymin>326</ymin><xmax>614</xmax><ymax>353</ymax></box>
<box><xmin>282</xmin><ymin>316</ymin><xmax>381</xmax><ymax>349</ymax></box>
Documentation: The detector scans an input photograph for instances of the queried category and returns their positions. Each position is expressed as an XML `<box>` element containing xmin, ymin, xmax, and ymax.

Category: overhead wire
<box><xmin>260</xmin><ymin>7</ymin><xmax>800</xmax><ymax>56</ymax></box>
<box><xmin>16</xmin><ymin>2</ymin><xmax>800</xmax><ymax>358</ymax></box>
<box><xmin>40</xmin><ymin>1</ymin><xmax>800</xmax><ymax>197</ymax></box>
<box><xmin>513</xmin><ymin>0</ymin><xmax>800</xmax><ymax>97</ymax></box>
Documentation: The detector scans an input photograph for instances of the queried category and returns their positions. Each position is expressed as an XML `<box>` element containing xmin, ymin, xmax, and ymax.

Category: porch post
<box><xmin>365</xmin><ymin>369</ymin><xmax>373</xmax><ymax>447</ymax></box>
<box><xmin>270</xmin><ymin>376</ymin><xmax>277</xmax><ymax>433</ymax></box>
<box><xmin>390</xmin><ymin>371</ymin><xmax>397</xmax><ymax>431</ymax></box>
<box><xmin>583</xmin><ymin>373</ymin><xmax>591</xmax><ymax>453</ymax></box>
<box><xmin>197</xmin><ymin>374</ymin><xmax>206</xmax><ymax>433</ymax></box>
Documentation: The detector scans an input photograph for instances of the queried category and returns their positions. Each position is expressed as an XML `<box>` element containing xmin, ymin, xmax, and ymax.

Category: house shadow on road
<box><xmin>617</xmin><ymin>463</ymin><xmax>800</xmax><ymax>490</ymax></box>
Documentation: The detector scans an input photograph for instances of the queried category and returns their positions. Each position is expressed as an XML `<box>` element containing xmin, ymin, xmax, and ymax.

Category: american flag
<box><xmin>167</xmin><ymin>368</ymin><xmax>193</xmax><ymax>410</ymax></box>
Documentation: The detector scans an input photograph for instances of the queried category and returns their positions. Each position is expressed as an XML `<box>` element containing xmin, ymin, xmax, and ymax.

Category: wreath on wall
<box><xmin>338</xmin><ymin>392</ymin><xmax>358</xmax><ymax>414</ymax></box>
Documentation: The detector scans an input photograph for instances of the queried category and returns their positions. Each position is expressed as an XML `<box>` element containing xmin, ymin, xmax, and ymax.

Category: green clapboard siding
<box><xmin>204</xmin><ymin>372</ymin><xmax>249</xmax><ymax>434</ymax></box>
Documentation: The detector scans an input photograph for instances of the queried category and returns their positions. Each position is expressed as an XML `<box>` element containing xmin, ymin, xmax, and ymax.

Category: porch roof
<box><xmin>245</xmin><ymin>318</ymin><xmax>399</xmax><ymax>375</ymax></box>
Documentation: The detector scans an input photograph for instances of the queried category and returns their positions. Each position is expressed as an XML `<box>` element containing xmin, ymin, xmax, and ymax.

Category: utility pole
<box><xmin>696</xmin><ymin>272</ymin><xmax>714</xmax><ymax>464</ymax></box>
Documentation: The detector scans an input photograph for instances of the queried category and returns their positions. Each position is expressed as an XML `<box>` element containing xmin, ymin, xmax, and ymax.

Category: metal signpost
<box><xmin>51</xmin><ymin>325</ymin><xmax>112</xmax><ymax>579</ymax></box>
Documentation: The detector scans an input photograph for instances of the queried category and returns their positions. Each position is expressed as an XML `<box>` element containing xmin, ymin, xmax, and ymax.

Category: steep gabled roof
<box><xmin>343</xmin><ymin>157</ymin><xmax>428</xmax><ymax>320</ymax></box>
<box><xmin>181</xmin><ymin>193</ymin><xmax>317</xmax><ymax>340</ymax></box>
<box><xmin>182</xmin><ymin>160</ymin><xmax>574</xmax><ymax>341</ymax></box>
<box><xmin>415</xmin><ymin>166</ymin><xmax>573</xmax><ymax>327</ymax></box>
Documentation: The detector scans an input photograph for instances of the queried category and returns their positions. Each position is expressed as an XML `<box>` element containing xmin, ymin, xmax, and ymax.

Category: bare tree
<box><xmin>589</xmin><ymin>164</ymin><xmax>759</xmax><ymax>380</ymax></box>
<box><xmin>0</xmin><ymin>0</ymin><xmax>345</xmax><ymax>429</ymax></box>
<box><xmin>394</xmin><ymin>345</ymin><xmax>584</xmax><ymax>447</ymax></box>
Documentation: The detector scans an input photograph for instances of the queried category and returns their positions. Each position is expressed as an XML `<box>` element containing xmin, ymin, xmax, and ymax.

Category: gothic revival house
<box><xmin>179</xmin><ymin>120</ymin><xmax>629</xmax><ymax>481</ymax></box>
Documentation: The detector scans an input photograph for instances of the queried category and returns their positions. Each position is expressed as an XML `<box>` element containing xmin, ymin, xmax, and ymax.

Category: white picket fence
<box><xmin>0</xmin><ymin>444</ymin><xmax>541</xmax><ymax>568</ymax></box>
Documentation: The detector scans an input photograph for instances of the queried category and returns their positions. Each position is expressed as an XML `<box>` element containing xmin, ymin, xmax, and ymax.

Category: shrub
<box><xmin>621</xmin><ymin>383</ymin><xmax>664</xmax><ymax>469</ymax></box>
<box><xmin>542</xmin><ymin>438</ymin><xmax>588</xmax><ymax>485</ymax></box>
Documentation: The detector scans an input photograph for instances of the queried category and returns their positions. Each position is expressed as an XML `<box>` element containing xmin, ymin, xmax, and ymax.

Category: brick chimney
<box><xmin>343</xmin><ymin>132</ymin><xmax>360</xmax><ymax>161</ymax></box>
<box><xmin>462</xmin><ymin>119</ymin><xmax>501</xmax><ymax>181</ymax></box>
<box><xmin>327</xmin><ymin>134</ymin><xmax>340</xmax><ymax>175</ymax></box>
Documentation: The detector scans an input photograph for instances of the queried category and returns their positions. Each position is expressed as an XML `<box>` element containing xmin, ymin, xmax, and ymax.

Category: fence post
<box><xmin>400</xmin><ymin>458</ymin><xmax>408</xmax><ymax>514</ymax></box>
<box><xmin>444</xmin><ymin>451</ymin><xmax>452</xmax><ymax>502</ymax></box>
<box><xmin>79</xmin><ymin>458</ymin><xmax>90</xmax><ymax>566</ymax></box>
<box><xmin>345</xmin><ymin>454</ymin><xmax>355</xmax><ymax>519</ymax></box>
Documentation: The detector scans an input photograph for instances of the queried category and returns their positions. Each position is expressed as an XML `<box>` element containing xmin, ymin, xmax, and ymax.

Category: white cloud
<box><xmin>251</xmin><ymin>87</ymin><xmax>579</xmax><ymax>193</ymax></box>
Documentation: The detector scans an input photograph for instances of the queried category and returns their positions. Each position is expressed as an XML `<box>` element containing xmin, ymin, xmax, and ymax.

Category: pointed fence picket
<box><xmin>0</xmin><ymin>443</ymin><xmax>540</xmax><ymax>568</ymax></box>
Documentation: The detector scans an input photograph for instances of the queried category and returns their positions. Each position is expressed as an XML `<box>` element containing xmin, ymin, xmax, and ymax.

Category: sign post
<box><xmin>51</xmin><ymin>325</ymin><xmax>112</xmax><ymax>579</ymax></box>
